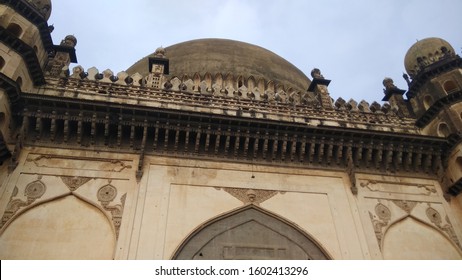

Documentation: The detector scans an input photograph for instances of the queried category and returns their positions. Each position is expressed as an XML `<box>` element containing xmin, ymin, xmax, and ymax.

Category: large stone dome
<box><xmin>126</xmin><ymin>38</ymin><xmax>311</xmax><ymax>92</ymax></box>
<box><xmin>404</xmin><ymin>37</ymin><xmax>455</xmax><ymax>77</ymax></box>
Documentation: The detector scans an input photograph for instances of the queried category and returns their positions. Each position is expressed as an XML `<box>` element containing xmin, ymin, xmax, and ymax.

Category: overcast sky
<box><xmin>48</xmin><ymin>0</ymin><xmax>462</xmax><ymax>104</ymax></box>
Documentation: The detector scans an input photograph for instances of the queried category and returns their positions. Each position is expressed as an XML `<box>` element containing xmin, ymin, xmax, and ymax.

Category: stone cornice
<box><xmin>17</xmin><ymin>87</ymin><xmax>447</xmax><ymax>177</ymax></box>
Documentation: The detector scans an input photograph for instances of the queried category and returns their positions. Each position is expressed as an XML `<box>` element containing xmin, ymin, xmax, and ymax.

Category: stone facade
<box><xmin>0</xmin><ymin>0</ymin><xmax>461</xmax><ymax>259</ymax></box>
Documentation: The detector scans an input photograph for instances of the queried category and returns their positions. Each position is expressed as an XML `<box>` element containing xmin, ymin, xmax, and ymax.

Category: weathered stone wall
<box><xmin>1</xmin><ymin>146</ymin><xmax>460</xmax><ymax>259</ymax></box>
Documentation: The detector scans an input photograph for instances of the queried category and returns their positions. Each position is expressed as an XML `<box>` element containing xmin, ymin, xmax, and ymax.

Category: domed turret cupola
<box><xmin>25</xmin><ymin>0</ymin><xmax>52</xmax><ymax>20</ymax></box>
<box><xmin>403</xmin><ymin>38</ymin><xmax>462</xmax><ymax>134</ymax></box>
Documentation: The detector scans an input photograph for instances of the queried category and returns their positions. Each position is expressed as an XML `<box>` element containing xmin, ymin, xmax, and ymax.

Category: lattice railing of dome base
<box><xmin>67</xmin><ymin>66</ymin><xmax>319</xmax><ymax>105</ymax></box>
<box><xmin>89</xmin><ymin>67</ymin><xmax>406</xmax><ymax>110</ymax></box>
<box><xmin>41</xmin><ymin>75</ymin><xmax>419</xmax><ymax>135</ymax></box>
<box><xmin>68</xmin><ymin>66</ymin><xmax>408</xmax><ymax>108</ymax></box>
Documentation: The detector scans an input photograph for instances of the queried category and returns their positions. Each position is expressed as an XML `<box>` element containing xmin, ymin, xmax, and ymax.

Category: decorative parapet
<box><xmin>44</xmin><ymin>67</ymin><xmax>418</xmax><ymax>134</ymax></box>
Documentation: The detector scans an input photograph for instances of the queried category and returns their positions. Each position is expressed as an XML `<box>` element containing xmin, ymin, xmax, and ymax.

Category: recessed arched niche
<box><xmin>423</xmin><ymin>95</ymin><xmax>433</xmax><ymax>110</ymax></box>
<box><xmin>437</xmin><ymin>122</ymin><xmax>450</xmax><ymax>137</ymax></box>
<box><xmin>382</xmin><ymin>217</ymin><xmax>462</xmax><ymax>259</ymax></box>
<box><xmin>6</xmin><ymin>23</ymin><xmax>23</xmax><ymax>38</ymax></box>
<box><xmin>443</xmin><ymin>80</ymin><xmax>458</xmax><ymax>94</ymax></box>
<box><xmin>0</xmin><ymin>195</ymin><xmax>115</xmax><ymax>259</ymax></box>
<box><xmin>172</xmin><ymin>205</ymin><xmax>330</xmax><ymax>260</ymax></box>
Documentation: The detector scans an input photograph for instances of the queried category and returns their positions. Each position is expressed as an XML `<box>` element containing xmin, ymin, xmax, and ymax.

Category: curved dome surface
<box><xmin>26</xmin><ymin>0</ymin><xmax>52</xmax><ymax>20</ymax></box>
<box><xmin>404</xmin><ymin>37</ymin><xmax>455</xmax><ymax>76</ymax></box>
<box><xmin>127</xmin><ymin>38</ymin><xmax>311</xmax><ymax>91</ymax></box>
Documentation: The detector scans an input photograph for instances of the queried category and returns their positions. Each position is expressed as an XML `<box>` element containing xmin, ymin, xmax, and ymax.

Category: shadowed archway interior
<box><xmin>172</xmin><ymin>205</ymin><xmax>330</xmax><ymax>260</ymax></box>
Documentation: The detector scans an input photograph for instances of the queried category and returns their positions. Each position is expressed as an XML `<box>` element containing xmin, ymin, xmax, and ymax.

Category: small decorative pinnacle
<box><xmin>382</xmin><ymin>77</ymin><xmax>407</xmax><ymax>102</ymax></box>
<box><xmin>154</xmin><ymin>46</ymin><xmax>166</xmax><ymax>58</ymax></box>
<box><xmin>402</xmin><ymin>73</ymin><xmax>411</xmax><ymax>86</ymax></box>
<box><xmin>60</xmin><ymin>35</ymin><xmax>77</xmax><ymax>48</ymax></box>
<box><xmin>310</xmin><ymin>68</ymin><xmax>324</xmax><ymax>79</ymax></box>
<box><xmin>382</xmin><ymin>77</ymin><xmax>397</xmax><ymax>92</ymax></box>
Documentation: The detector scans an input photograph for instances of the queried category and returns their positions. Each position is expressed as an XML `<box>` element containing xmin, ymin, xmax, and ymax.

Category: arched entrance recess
<box><xmin>172</xmin><ymin>205</ymin><xmax>330</xmax><ymax>260</ymax></box>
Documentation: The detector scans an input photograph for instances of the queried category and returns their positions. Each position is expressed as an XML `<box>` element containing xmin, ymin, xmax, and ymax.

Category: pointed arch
<box><xmin>204</xmin><ymin>72</ymin><xmax>212</xmax><ymax>87</ymax></box>
<box><xmin>382</xmin><ymin>216</ymin><xmax>462</xmax><ymax>259</ymax></box>
<box><xmin>257</xmin><ymin>77</ymin><xmax>266</xmax><ymax>93</ymax></box>
<box><xmin>193</xmin><ymin>72</ymin><xmax>201</xmax><ymax>92</ymax></box>
<box><xmin>247</xmin><ymin>75</ymin><xmax>256</xmax><ymax>90</ymax></box>
<box><xmin>0</xmin><ymin>194</ymin><xmax>116</xmax><ymax>259</ymax></box>
<box><xmin>237</xmin><ymin>75</ymin><xmax>245</xmax><ymax>89</ymax></box>
<box><xmin>213</xmin><ymin>73</ymin><xmax>223</xmax><ymax>85</ymax></box>
<box><xmin>172</xmin><ymin>204</ymin><xmax>331</xmax><ymax>260</ymax></box>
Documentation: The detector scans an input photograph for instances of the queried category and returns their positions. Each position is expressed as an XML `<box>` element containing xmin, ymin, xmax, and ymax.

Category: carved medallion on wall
<box><xmin>24</xmin><ymin>179</ymin><xmax>47</xmax><ymax>202</ymax></box>
<box><xmin>97</xmin><ymin>184</ymin><xmax>118</xmax><ymax>205</ymax></box>
<box><xmin>220</xmin><ymin>187</ymin><xmax>280</xmax><ymax>205</ymax></box>
<box><xmin>426</xmin><ymin>206</ymin><xmax>462</xmax><ymax>250</ymax></box>
<box><xmin>96</xmin><ymin>182</ymin><xmax>126</xmax><ymax>239</ymax></box>
<box><xmin>60</xmin><ymin>176</ymin><xmax>92</xmax><ymax>191</ymax></box>
<box><xmin>0</xmin><ymin>177</ymin><xmax>47</xmax><ymax>229</ymax></box>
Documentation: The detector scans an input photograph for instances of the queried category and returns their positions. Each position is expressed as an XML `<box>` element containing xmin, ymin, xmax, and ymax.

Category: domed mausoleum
<box><xmin>0</xmin><ymin>0</ymin><xmax>462</xmax><ymax>260</ymax></box>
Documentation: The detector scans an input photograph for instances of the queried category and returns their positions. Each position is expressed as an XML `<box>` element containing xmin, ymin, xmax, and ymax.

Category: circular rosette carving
<box><xmin>24</xmin><ymin>180</ymin><xmax>46</xmax><ymax>200</ymax></box>
<box><xmin>375</xmin><ymin>203</ymin><xmax>391</xmax><ymax>222</ymax></box>
<box><xmin>426</xmin><ymin>207</ymin><xmax>442</xmax><ymax>226</ymax></box>
<box><xmin>97</xmin><ymin>184</ymin><xmax>117</xmax><ymax>203</ymax></box>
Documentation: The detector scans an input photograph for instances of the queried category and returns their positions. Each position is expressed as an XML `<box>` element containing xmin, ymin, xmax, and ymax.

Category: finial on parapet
<box><xmin>381</xmin><ymin>76</ymin><xmax>410</xmax><ymax>117</ymax></box>
<box><xmin>154</xmin><ymin>46</ymin><xmax>166</xmax><ymax>58</ymax></box>
<box><xmin>382</xmin><ymin>77</ymin><xmax>406</xmax><ymax>100</ymax></box>
<box><xmin>45</xmin><ymin>35</ymin><xmax>78</xmax><ymax>77</ymax></box>
<box><xmin>310</xmin><ymin>68</ymin><xmax>324</xmax><ymax>79</ymax></box>
<box><xmin>308</xmin><ymin>68</ymin><xmax>332</xmax><ymax>109</ymax></box>
<box><xmin>146</xmin><ymin>46</ymin><xmax>169</xmax><ymax>89</ymax></box>
<box><xmin>60</xmin><ymin>35</ymin><xmax>77</xmax><ymax>48</ymax></box>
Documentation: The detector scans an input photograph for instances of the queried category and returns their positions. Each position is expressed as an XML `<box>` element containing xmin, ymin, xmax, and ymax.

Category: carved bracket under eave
<box><xmin>346</xmin><ymin>147</ymin><xmax>357</xmax><ymax>195</ymax></box>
